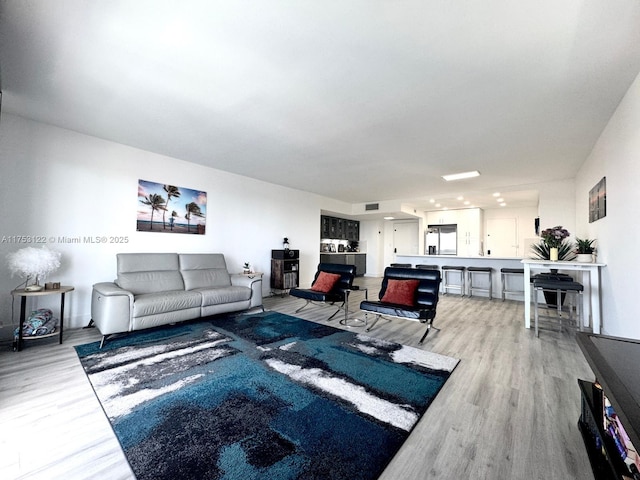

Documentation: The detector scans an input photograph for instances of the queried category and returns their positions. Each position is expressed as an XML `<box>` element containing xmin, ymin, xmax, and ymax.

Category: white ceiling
<box><xmin>3</xmin><ymin>1</ymin><xmax>640</xmax><ymax>216</ymax></box>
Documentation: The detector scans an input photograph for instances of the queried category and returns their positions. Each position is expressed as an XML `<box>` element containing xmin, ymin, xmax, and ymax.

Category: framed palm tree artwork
<box><xmin>137</xmin><ymin>179</ymin><xmax>207</xmax><ymax>234</ymax></box>
<box><xmin>589</xmin><ymin>177</ymin><xmax>606</xmax><ymax>223</ymax></box>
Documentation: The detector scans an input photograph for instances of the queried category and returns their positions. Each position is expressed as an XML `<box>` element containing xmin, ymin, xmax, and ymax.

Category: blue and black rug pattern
<box><xmin>76</xmin><ymin>311</ymin><xmax>458</xmax><ymax>480</ymax></box>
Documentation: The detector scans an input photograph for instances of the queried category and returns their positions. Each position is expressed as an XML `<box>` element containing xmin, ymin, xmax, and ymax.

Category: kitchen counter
<box><xmin>401</xmin><ymin>254</ymin><xmax>522</xmax><ymax>261</ymax></box>
<box><xmin>395</xmin><ymin>254</ymin><xmax>526</xmax><ymax>299</ymax></box>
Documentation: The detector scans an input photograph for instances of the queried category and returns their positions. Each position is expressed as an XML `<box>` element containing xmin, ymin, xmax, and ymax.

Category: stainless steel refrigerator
<box><xmin>425</xmin><ymin>224</ymin><xmax>457</xmax><ymax>255</ymax></box>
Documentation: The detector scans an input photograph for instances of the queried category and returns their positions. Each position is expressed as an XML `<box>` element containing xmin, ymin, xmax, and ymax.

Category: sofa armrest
<box><xmin>230</xmin><ymin>274</ymin><xmax>254</xmax><ymax>288</ymax></box>
<box><xmin>93</xmin><ymin>281</ymin><xmax>133</xmax><ymax>297</ymax></box>
<box><xmin>231</xmin><ymin>274</ymin><xmax>263</xmax><ymax>308</ymax></box>
<box><xmin>91</xmin><ymin>282</ymin><xmax>134</xmax><ymax>335</ymax></box>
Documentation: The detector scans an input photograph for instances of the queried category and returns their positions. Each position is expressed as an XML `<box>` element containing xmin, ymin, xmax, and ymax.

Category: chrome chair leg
<box><xmin>295</xmin><ymin>299</ymin><xmax>312</xmax><ymax>313</ymax></box>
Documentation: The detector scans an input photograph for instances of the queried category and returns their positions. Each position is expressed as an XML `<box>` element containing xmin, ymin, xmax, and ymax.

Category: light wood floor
<box><xmin>0</xmin><ymin>276</ymin><xmax>595</xmax><ymax>479</ymax></box>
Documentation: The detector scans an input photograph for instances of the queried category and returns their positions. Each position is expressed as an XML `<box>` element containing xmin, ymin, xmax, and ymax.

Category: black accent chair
<box><xmin>289</xmin><ymin>263</ymin><xmax>357</xmax><ymax>322</ymax></box>
<box><xmin>360</xmin><ymin>266</ymin><xmax>441</xmax><ymax>343</ymax></box>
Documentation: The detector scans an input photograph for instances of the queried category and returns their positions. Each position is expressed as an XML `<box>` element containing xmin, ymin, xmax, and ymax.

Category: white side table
<box><xmin>522</xmin><ymin>260</ymin><xmax>605</xmax><ymax>333</ymax></box>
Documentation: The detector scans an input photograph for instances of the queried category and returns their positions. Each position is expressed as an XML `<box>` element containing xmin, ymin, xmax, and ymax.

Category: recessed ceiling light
<box><xmin>429</xmin><ymin>198</ymin><xmax>435</xmax><ymax>203</ymax></box>
<box><xmin>497</xmin><ymin>198</ymin><xmax>504</xmax><ymax>202</ymax></box>
<box><xmin>383</xmin><ymin>216</ymin><xmax>395</xmax><ymax>220</ymax></box>
<box><xmin>493</xmin><ymin>192</ymin><xmax>501</xmax><ymax>197</ymax></box>
<box><xmin>500</xmin><ymin>203</ymin><xmax>507</xmax><ymax>207</ymax></box>
<box><xmin>442</xmin><ymin>207</ymin><xmax>448</xmax><ymax>210</ymax></box>
<box><xmin>435</xmin><ymin>203</ymin><xmax>441</xmax><ymax>208</ymax></box>
<box><xmin>442</xmin><ymin>170</ymin><xmax>480</xmax><ymax>181</ymax></box>
<box><xmin>464</xmin><ymin>201</ymin><xmax>470</xmax><ymax>205</ymax></box>
<box><xmin>457</xmin><ymin>196</ymin><xmax>464</xmax><ymax>201</ymax></box>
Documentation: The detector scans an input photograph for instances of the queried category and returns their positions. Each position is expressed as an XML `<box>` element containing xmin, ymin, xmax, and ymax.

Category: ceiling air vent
<box><xmin>365</xmin><ymin>203</ymin><xmax>379</xmax><ymax>211</ymax></box>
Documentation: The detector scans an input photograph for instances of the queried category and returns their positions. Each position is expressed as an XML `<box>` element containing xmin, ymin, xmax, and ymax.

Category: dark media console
<box><xmin>576</xmin><ymin>332</ymin><xmax>640</xmax><ymax>479</ymax></box>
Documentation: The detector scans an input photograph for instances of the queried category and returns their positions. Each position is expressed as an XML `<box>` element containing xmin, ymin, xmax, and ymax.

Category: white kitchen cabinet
<box><xmin>426</xmin><ymin>208</ymin><xmax>484</xmax><ymax>256</ymax></box>
<box><xmin>457</xmin><ymin>208</ymin><xmax>484</xmax><ymax>256</ymax></box>
<box><xmin>426</xmin><ymin>210</ymin><xmax>458</xmax><ymax>225</ymax></box>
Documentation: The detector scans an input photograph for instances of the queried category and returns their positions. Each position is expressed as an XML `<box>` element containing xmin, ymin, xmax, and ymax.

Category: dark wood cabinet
<box><xmin>271</xmin><ymin>250</ymin><xmax>299</xmax><ymax>291</ymax></box>
<box><xmin>321</xmin><ymin>216</ymin><xmax>331</xmax><ymax>238</ymax></box>
<box><xmin>319</xmin><ymin>253</ymin><xmax>366</xmax><ymax>277</ymax></box>
<box><xmin>345</xmin><ymin>220</ymin><xmax>359</xmax><ymax>241</ymax></box>
<box><xmin>351</xmin><ymin>254</ymin><xmax>366</xmax><ymax>277</ymax></box>
<box><xmin>320</xmin><ymin>215</ymin><xmax>360</xmax><ymax>241</ymax></box>
<box><xmin>576</xmin><ymin>333</ymin><xmax>640</xmax><ymax>480</ymax></box>
<box><xmin>336</xmin><ymin>218</ymin><xmax>345</xmax><ymax>239</ymax></box>
<box><xmin>320</xmin><ymin>253</ymin><xmax>341</xmax><ymax>265</ymax></box>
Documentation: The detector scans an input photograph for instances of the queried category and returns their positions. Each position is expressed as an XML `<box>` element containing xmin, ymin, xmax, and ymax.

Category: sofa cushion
<box><xmin>132</xmin><ymin>290</ymin><xmax>202</xmax><ymax>318</ymax></box>
<box><xmin>117</xmin><ymin>271</ymin><xmax>186</xmax><ymax>296</ymax></box>
<box><xmin>116</xmin><ymin>253</ymin><xmax>185</xmax><ymax>295</ymax></box>
<box><xmin>198</xmin><ymin>286</ymin><xmax>251</xmax><ymax>307</ymax></box>
<box><xmin>381</xmin><ymin>279</ymin><xmax>420</xmax><ymax>307</ymax></box>
<box><xmin>179</xmin><ymin>253</ymin><xmax>232</xmax><ymax>290</ymax></box>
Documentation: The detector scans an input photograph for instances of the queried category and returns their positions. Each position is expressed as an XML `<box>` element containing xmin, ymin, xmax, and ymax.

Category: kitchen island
<box><xmin>395</xmin><ymin>254</ymin><xmax>525</xmax><ymax>299</ymax></box>
<box><xmin>397</xmin><ymin>255</ymin><xmax>607</xmax><ymax>335</ymax></box>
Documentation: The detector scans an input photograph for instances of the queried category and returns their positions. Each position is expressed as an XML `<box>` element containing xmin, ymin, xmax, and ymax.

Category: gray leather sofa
<box><xmin>91</xmin><ymin>253</ymin><xmax>263</xmax><ymax>346</ymax></box>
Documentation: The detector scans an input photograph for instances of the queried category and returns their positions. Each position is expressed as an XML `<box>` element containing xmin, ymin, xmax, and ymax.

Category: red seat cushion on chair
<box><xmin>381</xmin><ymin>279</ymin><xmax>420</xmax><ymax>306</ymax></box>
<box><xmin>310</xmin><ymin>271</ymin><xmax>342</xmax><ymax>293</ymax></box>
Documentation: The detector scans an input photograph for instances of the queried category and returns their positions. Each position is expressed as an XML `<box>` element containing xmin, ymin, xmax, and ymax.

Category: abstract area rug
<box><xmin>75</xmin><ymin>311</ymin><xmax>459</xmax><ymax>480</ymax></box>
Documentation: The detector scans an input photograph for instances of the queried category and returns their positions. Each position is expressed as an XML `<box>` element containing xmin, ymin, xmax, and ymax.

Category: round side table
<box><xmin>10</xmin><ymin>286</ymin><xmax>74</xmax><ymax>351</ymax></box>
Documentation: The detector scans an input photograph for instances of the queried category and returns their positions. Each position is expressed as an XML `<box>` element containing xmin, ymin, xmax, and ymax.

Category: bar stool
<box><xmin>415</xmin><ymin>264</ymin><xmax>439</xmax><ymax>270</ymax></box>
<box><xmin>533</xmin><ymin>278</ymin><xmax>584</xmax><ymax>337</ymax></box>
<box><xmin>500</xmin><ymin>268</ymin><xmax>525</xmax><ymax>301</ymax></box>
<box><xmin>441</xmin><ymin>266</ymin><xmax>465</xmax><ymax>296</ymax></box>
<box><xmin>532</xmin><ymin>272</ymin><xmax>573</xmax><ymax>308</ymax></box>
<box><xmin>467</xmin><ymin>266</ymin><xmax>493</xmax><ymax>299</ymax></box>
<box><xmin>390</xmin><ymin>263</ymin><xmax>412</xmax><ymax>268</ymax></box>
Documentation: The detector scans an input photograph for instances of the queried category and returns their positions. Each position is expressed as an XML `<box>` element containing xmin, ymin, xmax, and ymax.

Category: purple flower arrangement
<box><xmin>540</xmin><ymin>226</ymin><xmax>570</xmax><ymax>248</ymax></box>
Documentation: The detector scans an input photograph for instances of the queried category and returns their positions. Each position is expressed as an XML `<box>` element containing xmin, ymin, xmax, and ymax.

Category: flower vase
<box><xmin>549</xmin><ymin>247</ymin><xmax>559</xmax><ymax>261</ymax></box>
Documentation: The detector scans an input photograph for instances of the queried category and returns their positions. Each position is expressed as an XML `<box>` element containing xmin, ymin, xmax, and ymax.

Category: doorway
<box><xmin>486</xmin><ymin>218</ymin><xmax>518</xmax><ymax>257</ymax></box>
<box><xmin>393</xmin><ymin>221</ymin><xmax>419</xmax><ymax>255</ymax></box>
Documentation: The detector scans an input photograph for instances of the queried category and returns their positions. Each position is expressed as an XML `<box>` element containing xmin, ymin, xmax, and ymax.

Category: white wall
<box><xmin>538</xmin><ymin>179</ymin><xmax>576</xmax><ymax>237</ymax></box>
<box><xmin>574</xmin><ymin>70</ymin><xmax>640</xmax><ymax>339</ymax></box>
<box><xmin>0</xmin><ymin>114</ymin><xmax>339</xmax><ymax>340</ymax></box>
<box><xmin>359</xmin><ymin>219</ymin><xmax>384</xmax><ymax>277</ymax></box>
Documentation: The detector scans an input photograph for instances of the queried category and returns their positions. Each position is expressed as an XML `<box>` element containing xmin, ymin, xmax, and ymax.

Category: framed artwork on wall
<box><xmin>137</xmin><ymin>179</ymin><xmax>207</xmax><ymax>234</ymax></box>
<box><xmin>589</xmin><ymin>177</ymin><xmax>606</xmax><ymax>223</ymax></box>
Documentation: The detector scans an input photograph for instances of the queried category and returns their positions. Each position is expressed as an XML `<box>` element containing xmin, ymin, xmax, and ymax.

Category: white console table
<box><xmin>522</xmin><ymin>259</ymin><xmax>606</xmax><ymax>334</ymax></box>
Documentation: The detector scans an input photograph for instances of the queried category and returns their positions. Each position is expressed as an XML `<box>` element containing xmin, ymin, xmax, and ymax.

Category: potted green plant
<box><xmin>530</xmin><ymin>226</ymin><xmax>574</xmax><ymax>307</ymax></box>
<box><xmin>575</xmin><ymin>238</ymin><xmax>595</xmax><ymax>263</ymax></box>
<box><xmin>530</xmin><ymin>226</ymin><xmax>575</xmax><ymax>262</ymax></box>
